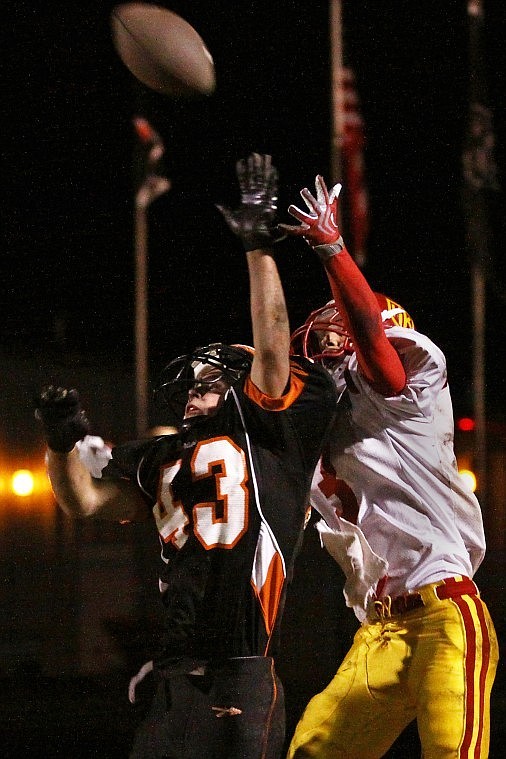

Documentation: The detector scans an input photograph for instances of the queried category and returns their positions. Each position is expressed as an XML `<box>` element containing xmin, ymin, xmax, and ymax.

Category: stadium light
<box><xmin>11</xmin><ymin>469</ymin><xmax>35</xmax><ymax>497</ymax></box>
<box><xmin>458</xmin><ymin>468</ymin><xmax>477</xmax><ymax>493</ymax></box>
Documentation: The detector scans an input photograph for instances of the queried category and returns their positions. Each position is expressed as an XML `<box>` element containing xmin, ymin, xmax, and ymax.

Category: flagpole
<box><xmin>329</xmin><ymin>0</ymin><xmax>344</xmax><ymax>186</ymax></box>
<box><xmin>471</xmin><ymin>257</ymin><xmax>487</xmax><ymax>506</ymax></box>
<box><xmin>469</xmin><ymin>1</ymin><xmax>487</xmax><ymax>510</ymax></box>
<box><xmin>463</xmin><ymin>0</ymin><xmax>498</xmax><ymax>507</ymax></box>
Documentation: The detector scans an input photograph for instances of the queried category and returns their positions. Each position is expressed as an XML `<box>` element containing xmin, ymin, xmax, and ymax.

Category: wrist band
<box><xmin>313</xmin><ymin>236</ymin><xmax>345</xmax><ymax>261</ymax></box>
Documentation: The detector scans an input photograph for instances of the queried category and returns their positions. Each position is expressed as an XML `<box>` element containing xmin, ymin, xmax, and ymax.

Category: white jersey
<box><xmin>311</xmin><ymin>326</ymin><xmax>486</xmax><ymax>619</ymax></box>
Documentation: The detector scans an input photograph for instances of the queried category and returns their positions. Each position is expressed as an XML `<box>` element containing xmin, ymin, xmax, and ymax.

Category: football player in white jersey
<box><xmin>280</xmin><ymin>175</ymin><xmax>499</xmax><ymax>759</ymax></box>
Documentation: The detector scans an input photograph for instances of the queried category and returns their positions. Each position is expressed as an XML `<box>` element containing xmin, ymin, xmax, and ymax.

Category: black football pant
<box><xmin>129</xmin><ymin>655</ymin><xmax>285</xmax><ymax>759</ymax></box>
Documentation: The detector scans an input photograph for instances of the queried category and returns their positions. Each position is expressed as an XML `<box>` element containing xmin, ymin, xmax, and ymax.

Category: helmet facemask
<box><xmin>290</xmin><ymin>303</ymin><xmax>354</xmax><ymax>368</ymax></box>
<box><xmin>291</xmin><ymin>295</ymin><xmax>414</xmax><ymax>370</ymax></box>
<box><xmin>154</xmin><ymin>343</ymin><xmax>253</xmax><ymax>425</ymax></box>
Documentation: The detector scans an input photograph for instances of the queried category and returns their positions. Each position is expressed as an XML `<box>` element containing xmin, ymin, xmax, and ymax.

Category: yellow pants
<box><xmin>287</xmin><ymin>578</ymin><xmax>499</xmax><ymax>759</ymax></box>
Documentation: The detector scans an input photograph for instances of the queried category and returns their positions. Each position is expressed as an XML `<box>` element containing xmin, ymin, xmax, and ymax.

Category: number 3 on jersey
<box><xmin>154</xmin><ymin>436</ymin><xmax>249</xmax><ymax>550</ymax></box>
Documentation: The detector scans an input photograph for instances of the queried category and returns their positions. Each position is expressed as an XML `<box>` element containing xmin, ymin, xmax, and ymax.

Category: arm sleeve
<box><xmin>324</xmin><ymin>248</ymin><xmax>406</xmax><ymax>395</ymax></box>
<box><xmin>102</xmin><ymin>439</ymin><xmax>156</xmax><ymax>502</ymax></box>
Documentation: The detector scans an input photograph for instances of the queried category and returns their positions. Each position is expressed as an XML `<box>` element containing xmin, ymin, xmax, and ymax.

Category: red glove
<box><xmin>279</xmin><ymin>175</ymin><xmax>344</xmax><ymax>256</ymax></box>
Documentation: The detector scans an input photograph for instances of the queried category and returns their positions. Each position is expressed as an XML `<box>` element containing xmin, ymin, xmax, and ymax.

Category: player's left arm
<box><xmin>280</xmin><ymin>175</ymin><xmax>406</xmax><ymax>395</ymax></box>
<box><xmin>217</xmin><ymin>153</ymin><xmax>290</xmax><ymax>397</ymax></box>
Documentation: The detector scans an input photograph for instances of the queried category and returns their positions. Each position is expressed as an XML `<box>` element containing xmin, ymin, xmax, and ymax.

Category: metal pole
<box><xmin>134</xmin><ymin>202</ymin><xmax>149</xmax><ymax>437</ymax></box>
<box><xmin>132</xmin><ymin>117</ymin><xmax>170</xmax><ymax>438</ymax></box>
<box><xmin>329</xmin><ymin>0</ymin><xmax>344</xmax><ymax>186</ymax></box>
<box><xmin>463</xmin><ymin>0</ymin><xmax>498</xmax><ymax>506</ymax></box>
<box><xmin>471</xmin><ymin>259</ymin><xmax>486</xmax><ymax>503</ymax></box>
<box><xmin>467</xmin><ymin>0</ymin><xmax>487</xmax><ymax>506</ymax></box>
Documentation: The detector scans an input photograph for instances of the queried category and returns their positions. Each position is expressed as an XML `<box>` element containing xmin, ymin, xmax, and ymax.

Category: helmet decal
<box><xmin>377</xmin><ymin>295</ymin><xmax>415</xmax><ymax>330</ymax></box>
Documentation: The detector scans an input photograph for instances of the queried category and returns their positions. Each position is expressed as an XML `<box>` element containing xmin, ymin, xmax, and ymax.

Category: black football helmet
<box><xmin>290</xmin><ymin>294</ymin><xmax>415</xmax><ymax>363</ymax></box>
<box><xmin>154</xmin><ymin>343</ymin><xmax>254</xmax><ymax>422</ymax></box>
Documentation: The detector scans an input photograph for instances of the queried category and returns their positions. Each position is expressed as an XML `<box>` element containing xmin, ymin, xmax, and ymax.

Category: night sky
<box><xmin>3</xmin><ymin>1</ymin><xmax>506</xmax><ymax>420</ymax></box>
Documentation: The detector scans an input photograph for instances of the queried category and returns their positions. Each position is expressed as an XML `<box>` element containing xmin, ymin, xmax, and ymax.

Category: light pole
<box><xmin>132</xmin><ymin>117</ymin><xmax>171</xmax><ymax>437</ymax></box>
<box><xmin>329</xmin><ymin>0</ymin><xmax>344</xmax><ymax>188</ymax></box>
<box><xmin>462</xmin><ymin>1</ymin><xmax>499</xmax><ymax>508</ymax></box>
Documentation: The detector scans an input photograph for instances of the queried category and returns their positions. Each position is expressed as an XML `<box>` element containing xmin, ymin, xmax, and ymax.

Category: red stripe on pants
<box><xmin>453</xmin><ymin>595</ymin><xmax>491</xmax><ymax>758</ymax></box>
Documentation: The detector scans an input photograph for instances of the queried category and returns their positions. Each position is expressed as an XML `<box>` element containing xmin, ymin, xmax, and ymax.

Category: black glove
<box><xmin>216</xmin><ymin>153</ymin><xmax>285</xmax><ymax>251</ymax></box>
<box><xmin>34</xmin><ymin>386</ymin><xmax>90</xmax><ymax>453</ymax></box>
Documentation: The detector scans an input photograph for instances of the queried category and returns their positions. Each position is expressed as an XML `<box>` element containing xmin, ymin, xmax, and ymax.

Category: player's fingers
<box><xmin>248</xmin><ymin>153</ymin><xmax>262</xmax><ymax>188</ymax></box>
<box><xmin>267</xmin><ymin>163</ymin><xmax>278</xmax><ymax>188</ymax></box>
<box><xmin>128</xmin><ymin>677</ymin><xmax>138</xmax><ymax>704</ymax></box>
<box><xmin>215</xmin><ymin>203</ymin><xmax>228</xmax><ymax>218</ymax></box>
<box><xmin>300</xmin><ymin>188</ymin><xmax>320</xmax><ymax>215</ymax></box>
<box><xmin>315</xmin><ymin>175</ymin><xmax>330</xmax><ymax>206</ymax></box>
<box><xmin>265</xmin><ymin>166</ymin><xmax>279</xmax><ymax>206</ymax></box>
<box><xmin>278</xmin><ymin>222</ymin><xmax>309</xmax><ymax>236</ymax></box>
<box><xmin>328</xmin><ymin>182</ymin><xmax>342</xmax><ymax>203</ymax></box>
<box><xmin>236</xmin><ymin>159</ymin><xmax>247</xmax><ymax>192</ymax></box>
<box><xmin>288</xmin><ymin>203</ymin><xmax>316</xmax><ymax>223</ymax></box>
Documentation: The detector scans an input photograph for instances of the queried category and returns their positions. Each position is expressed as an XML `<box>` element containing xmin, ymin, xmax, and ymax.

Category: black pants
<box><xmin>130</xmin><ymin>656</ymin><xmax>285</xmax><ymax>759</ymax></box>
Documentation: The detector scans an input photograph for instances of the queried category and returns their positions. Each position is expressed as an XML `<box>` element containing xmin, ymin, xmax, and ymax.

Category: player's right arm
<box><xmin>46</xmin><ymin>448</ymin><xmax>149</xmax><ymax>521</ymax></box>
<box><xmin>280</xmin><ymin>176</ymin><xmax>406</xmax><ymax>395</ymax></box>
<box><xmin>35</xmin><ymin>386</ymin><xmax>150</xmax><ymax>521</ymax></box>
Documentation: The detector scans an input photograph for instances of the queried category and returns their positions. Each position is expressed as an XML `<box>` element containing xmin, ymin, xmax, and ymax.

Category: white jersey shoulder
<box><xmin>311</xmin><ymin>326</ymin><xmax>485</xmax><ymax>618</ymax></box>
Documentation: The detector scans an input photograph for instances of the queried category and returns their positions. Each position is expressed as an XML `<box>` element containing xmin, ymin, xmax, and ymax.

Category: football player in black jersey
<box><xmin>35</xmin><ymin>154</ymin><xmax>337</xmax><ymax>759</ymax></box>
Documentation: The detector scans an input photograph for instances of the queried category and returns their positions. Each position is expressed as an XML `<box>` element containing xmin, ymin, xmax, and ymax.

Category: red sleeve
<box><xmin>324</xmin><ymin>248</ymin><xmax>406</xmax><ymax>395</ymax></box>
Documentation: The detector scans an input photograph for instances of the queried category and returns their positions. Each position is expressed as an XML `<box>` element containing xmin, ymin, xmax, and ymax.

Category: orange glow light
<box><xmin>11</xmin><ymin>469</ymin><xmax>35</xmax><ymax>497</ymax></box>
<box><xmin>459</xmin><ymin>468</ymin><xmax>477</xmax><ymax>493</ymax></box>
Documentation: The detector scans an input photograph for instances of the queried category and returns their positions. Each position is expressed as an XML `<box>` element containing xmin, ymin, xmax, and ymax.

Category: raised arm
<box><xmin>35</xmin><ymin>386</ymin><xmax>149</xmax><ymax>521</ymax></box>
<box><xmin>217</xmin><ymin>153</ymin><xmax>290</xmax><ymax>397</ymax></box>
<box><xmin>280</xmin><ymin>175</ymin><xmax>406</xmax><ymax>395</ymax></box>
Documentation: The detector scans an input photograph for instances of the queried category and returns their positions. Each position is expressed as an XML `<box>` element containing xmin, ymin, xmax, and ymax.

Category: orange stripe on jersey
<box><xmin>251</xmin><ymin>550</ymin><xmax>285</xmax><ymax>638</ymax></box>
<box><xmin>244</xmin><ymin>361</ymin><xmax>308</xmax><ymax>411</ymax></box>
<box><xmin>453</xmin><ymin>594</ymin><xmax>492</xmax><ymax>758</ymax></box>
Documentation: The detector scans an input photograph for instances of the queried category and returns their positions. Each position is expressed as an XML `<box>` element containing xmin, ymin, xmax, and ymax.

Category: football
<box><xmin>110</xmin><ymin>3</ymin><xmax>215</xmax><ymax>96</ymax></box>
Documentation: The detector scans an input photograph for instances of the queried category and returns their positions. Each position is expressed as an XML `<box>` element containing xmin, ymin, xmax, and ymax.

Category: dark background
<box><xmin>3</xmin><ymin>0</ymin><xmax>506</xmax><ymax>421</ymax></box>
<box><xmin>1</xmin><ymin>2</ymin><xmax>505</xmax><ymax>757</ymax></box>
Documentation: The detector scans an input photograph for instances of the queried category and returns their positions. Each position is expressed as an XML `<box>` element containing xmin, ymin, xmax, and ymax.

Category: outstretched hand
<box><xmin>279</xmin><ymin>175</ymin><xmax>343</xmax><ymax>247</ymax></box>
<box><xmin>34</xmin><ymin>386</ymin><xmax>90</xmax><ymax>453</ymax></box>
<box><xmin>216</xmin><ymin>153</ymin><xmax>285</xmax><ymax>251</ymax></box>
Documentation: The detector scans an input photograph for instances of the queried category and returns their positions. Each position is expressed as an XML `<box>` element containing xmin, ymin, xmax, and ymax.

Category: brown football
<box><xmin>110</xmin><ymin>3</ymin><xmax>215</xmax><ymax>96</ymax></box>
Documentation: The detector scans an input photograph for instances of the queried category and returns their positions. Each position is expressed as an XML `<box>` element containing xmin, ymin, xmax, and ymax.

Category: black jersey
<box><xmin>104</xmin><ymin>357</ymin><xmax>336</xmax><ymax>664</ymax></box>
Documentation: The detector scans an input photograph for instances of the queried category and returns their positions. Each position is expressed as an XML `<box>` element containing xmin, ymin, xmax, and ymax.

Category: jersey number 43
<box><xmin>153</xmin><ymin>436</ymin><xmax>250</xmax><ymax>551</ymax></box>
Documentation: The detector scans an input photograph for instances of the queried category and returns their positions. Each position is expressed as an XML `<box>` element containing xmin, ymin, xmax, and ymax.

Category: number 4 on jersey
<box><xmin>154</xmin><ymin>436</ymin><xmax>249</xmax><ymax>550</ymax></box>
